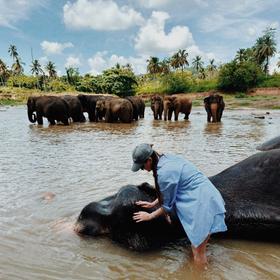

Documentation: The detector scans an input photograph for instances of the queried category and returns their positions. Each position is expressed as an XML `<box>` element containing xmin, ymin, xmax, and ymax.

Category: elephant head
<box><xmin>151</xmin><ymin>95</ymin><xmax>163</xmax><ymax>120</ymax></box>
<box><xmin>27</xmin><ymin>97</ymin><xmax>37</xmax><ymax>123</ymax></box>
<box><xmin>95</xmin><ymin>99</ymin><xmax>106</xmax><ymax>121</ymax></box>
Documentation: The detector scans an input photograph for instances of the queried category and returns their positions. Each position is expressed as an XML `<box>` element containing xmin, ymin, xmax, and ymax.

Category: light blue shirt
<box><xmin>157</xmin><ymin>154</ymin><xmax>227</xmax><ymax>247</ymax></box>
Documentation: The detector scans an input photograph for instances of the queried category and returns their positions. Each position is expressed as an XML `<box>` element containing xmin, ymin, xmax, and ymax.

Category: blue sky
<box><xmin>1</xmin><ymin>0</ymin><xmax>280</xmax><ymax>76</ymax></box>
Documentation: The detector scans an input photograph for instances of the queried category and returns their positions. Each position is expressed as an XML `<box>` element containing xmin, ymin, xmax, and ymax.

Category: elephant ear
<box><xmin>204</xmin><ymin>96</ymin><xmax>210</xmax><ymax>104</ymax></box>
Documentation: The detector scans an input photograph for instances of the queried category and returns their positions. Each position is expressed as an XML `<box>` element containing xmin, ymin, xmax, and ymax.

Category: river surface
<box><xmin>0</xmin><ymin>105</ymin><xmax>280</xmax><ymax>280</ymax></box>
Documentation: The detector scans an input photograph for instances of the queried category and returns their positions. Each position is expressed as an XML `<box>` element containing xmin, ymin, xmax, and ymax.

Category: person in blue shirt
<box><xmin>131</xmin><ymin>143</ymin><xmax>227</xmax><ymax>267</ymax></box>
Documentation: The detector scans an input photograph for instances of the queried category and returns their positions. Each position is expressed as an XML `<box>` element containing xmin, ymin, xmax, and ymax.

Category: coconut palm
<box><xmin>177</xmin><ymin>49</ymin><xmax>189</xmax><ymax>72</ymax></box>
<box><xmin>192</xmin><ymin>55</ymin><xmax>204</xmax><ymax>73</ymax></box>
<box><xmin>159</xmin><ymin>58</ymin><xmax>171</xmax><ymax>75</ymax></box>
<box><xmin>277</xmin><ymin>58</ymin><xmax>280</xmax><ymax>69</ymax></box>
<box><xmin>12</xmin><ymin>58</ymin><xmax>24</xmax><ymax>75</ymax></box>
<box><xmin>8</xmin><ymin>45</ymin><xmax>19</xmax><ymax>61</ymax></box>
<box><xmin>170</xmin><ymin>52</ymin><xmax>180</xmax><ymax>71</ymax></box>
<box><xmin>0</xmin><ymin>59</ymin><xmax>9</xmax><ymax>85</ymax></box>
<box><xmin>235</xmin><ymin>49</ymin><xmax>246</xmax><ymax>63</ymax></box>
<box><xmin>45</xmin><ymin>61</ymin><xmax>57</xmax><ymax>78</ymax></box>
<box><xmin>146</xmin><ymin>57</ymin><xmax>161</xmax><ymax>75</ymax></box>
<box><xmin>31</xmin><ymin>59</ymin><xmax>44</xmax><ymax>76</ymax></box>
<box><xmin>254</xmin><ymin>28</ymin><xmax>277</xmax><ymax>74</ymax></box>
<box><xmin>208</xmin><ymin>59</ymin><xmax>217</xmax><ymax>72</ymax></box>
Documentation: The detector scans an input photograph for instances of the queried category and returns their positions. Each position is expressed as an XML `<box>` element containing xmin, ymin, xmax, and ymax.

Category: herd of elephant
<box><xmin>27</xmin><ymin>93</ymin><xmax>225</xmax><ymax>125</ymax></box>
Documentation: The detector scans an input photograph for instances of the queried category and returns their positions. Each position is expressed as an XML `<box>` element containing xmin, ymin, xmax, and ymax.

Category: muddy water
<box><xmin>0</xmin><ymin>105</ymin><xmax>279</xmax><ymax>280</ymax></box>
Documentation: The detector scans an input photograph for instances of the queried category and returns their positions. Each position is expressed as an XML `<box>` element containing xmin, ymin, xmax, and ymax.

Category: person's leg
<box><xmin>191</xmin><ymin>235</ymin><xmax>210</xmax><ymax>267</ymax></box>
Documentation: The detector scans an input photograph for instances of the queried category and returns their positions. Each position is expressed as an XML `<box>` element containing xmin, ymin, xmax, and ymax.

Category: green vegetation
<box><xmin>0</xmin><ymin>28</ymin><xmax>280</xmax><ymax>106</ymax></box>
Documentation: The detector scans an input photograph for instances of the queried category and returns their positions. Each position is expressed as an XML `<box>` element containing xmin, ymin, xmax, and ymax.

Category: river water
<box><xmin>0</xmin><ymin>105</ymin><xmax>279</xmax><ymax>280</ymax></box>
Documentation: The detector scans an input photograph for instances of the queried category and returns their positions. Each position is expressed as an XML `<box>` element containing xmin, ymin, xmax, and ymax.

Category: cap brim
<box><xmin>131</xmin><ymin>162</ymin><xmax>142</xmax><ymax>172</ymax></box>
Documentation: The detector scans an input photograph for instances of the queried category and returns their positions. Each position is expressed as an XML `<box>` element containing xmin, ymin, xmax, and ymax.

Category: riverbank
<box><xmin>0</xmin><ymin>86</ymin><xmax>280</xmax><ymax>109</ymax></box>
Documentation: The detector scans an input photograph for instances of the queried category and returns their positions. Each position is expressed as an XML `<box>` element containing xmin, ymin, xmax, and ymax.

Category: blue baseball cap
<box><xmin>131</xmin><ymin>143</ymin><xmax>154</xmax><ymax>172</ymax></box>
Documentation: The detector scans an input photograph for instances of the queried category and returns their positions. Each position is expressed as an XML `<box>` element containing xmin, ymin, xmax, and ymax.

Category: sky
<box><xmin>1</xmin><ymin>0</ymin><xmax>280</xmax><ymax>76</ymax></box>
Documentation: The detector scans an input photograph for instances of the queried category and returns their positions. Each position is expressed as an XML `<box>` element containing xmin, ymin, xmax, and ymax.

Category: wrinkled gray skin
<box><xmin>62</xmin><ymin>95</ymin><xmax>86</xmax><ymax>122</ymax></box>
<box><xmin>256</xmin><ymin>135</ymin><xmax>280</xmax><ymax>151</ymax></box>
<box><xmin>75</xmin><ymin>138</ymin><xmax>280</xmax><ymax>251</ymax></box>
<box><xmin>27</xmin><ymin>96</ymin><xmax>69</xmax><ymax>125</ymax></box>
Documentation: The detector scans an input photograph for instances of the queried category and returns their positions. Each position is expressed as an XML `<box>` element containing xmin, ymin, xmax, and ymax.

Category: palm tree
<box><xmin>170</xmin><ymin>52</ymin><xmax>180</xmax><ymax>71</ymax></box>
<box><xmin>207</xmin><ymin>59</ymin><xmax>217</xmax><ymax>73</ymax></box>
<box><xmin>192</xmin><ymin>55</ymin><xmax>204</xmax><ymax>73</ymax></box>
<box><xmin>12</xmin><ymin>57</ymin><xmax>24</xmax><ymax>75</ymax></box>
<box><xmin>0</xmin><ymin>59</ymin><xmax>9</xmax><ymax>86</ymax></box>
<box><xmin>159</xmin><ymin>58</ymin><xmax>170</xmax><ymax>75</ymax></box>
<box><xmin>31</xmin><ymin>59</ymin><xmax>44</xmax><ymax>76</ymax></box>
<box><xmin>254</xmin><ymin>28</ymin><xmax>277</xmax><ymax>75</ymax></box>
<box><xmin>277</xmin><ymin>58</ymin><xmax>280</xmax><ymax>69</ymax></box>
<box><xmin>235</xmin><ymin>49</ymin><xmax>246</xmax><ymax>63</ymax></box>
<box><xmin>146</xmin><ymin>57</ymin><xmax>161</xmax><ymax>75</ymax></box>
<box><xmin>45</xmin><ymin>61</ymin><xmax>57</xmax><ymax>78</ymax></box>
<box><xmin>177</xmin><ymin>49</ymin><xmax>189</xmax><ymax>72</ymax></box>
<box><xmin>8</xmin><ymin>45</ymin><xmax>19</xmax><ymax>61</ymax></box>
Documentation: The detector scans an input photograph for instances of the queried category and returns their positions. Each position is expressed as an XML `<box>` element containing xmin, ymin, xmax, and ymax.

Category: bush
<box><xmin>161</xmin><ymin>72</ymin><xmax>193</xmax><ymax>94</ymax></box>
<box><xmin>218</xmin><ymin>61</ymin><xmax>264</xmax><ymax>92</ymax></box>
<box><xmin>7</xmin><ymin>75</ymin><xmax>38</xmax><ymax>89</ymax></box>
<box><xmin>46</xmin><ymin>79</ymin><xmax>72</xmax><ymax>92</ymax></box>
<box><xmin>258</xmin><ymin>73</ymin><xmax>280</xmax><ymax>87</ymax></box>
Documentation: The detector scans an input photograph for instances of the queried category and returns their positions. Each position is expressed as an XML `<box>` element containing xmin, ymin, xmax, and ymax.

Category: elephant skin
<box><xmin>62</xmin><ymin>95</ymin><xmax>86</xmax><ymax>123</ymax></box>
<box><xmin>151</xmin><ymin>95</ymin><xmax>163</xmax><ymax>120</ymax></box>
<box><xmin>102</xmin><ymin>98</ymin><xmax>133</xmax><ymax>123</ymax></box>
<box><xmin>75</xmin><ymin>145</ymin><xmax>280</xmax><ymax>250</ymax></box>
<box><xmin>256</xmin><ymin>135</ymin><xmax>280</xmax><ymax>151</ymax></box>
<box><xmin>204</xmin><ymin>94</ymin><xmax>225</xmax><ymax>122</ymax></box>
<box><xmin>125</xmin><ymin>96</ymin><xmax>145</xmax><ymax>120</ymax></box>
<box><xmin>95</xmin><ymin>96</ymin><xmax>117</xmax><ymax>121</ymax></box>
<box><xmin>77</xmin><ymin>94</ymin><xmax>105</xmax><ymax>122</ymax></box>
<box><xmin>164</xmin><ymin>95</ymin><xmax>192</xmax><ymax>121</ymax></box>
<box><xmin>27</xmin><ymin>96</ymin><xmax>69</xmax><ymax>125</ymax></box>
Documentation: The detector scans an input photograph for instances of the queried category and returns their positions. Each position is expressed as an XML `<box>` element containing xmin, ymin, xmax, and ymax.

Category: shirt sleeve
<box><xmin>158</xmin><ymin>167</ymin><xmax>181</xmax><ymax>212</ymax></box>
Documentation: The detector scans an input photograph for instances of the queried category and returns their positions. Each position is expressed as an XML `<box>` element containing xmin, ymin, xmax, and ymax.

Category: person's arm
<box><xmin>135</xmin><ymin>198</ymin><xmax>159</xmax><ymax>208</ymax></box>
<box><xmin>133</xmin><ymin>207</ymin><xmax>165</xmax><ymax>223</ymax></box>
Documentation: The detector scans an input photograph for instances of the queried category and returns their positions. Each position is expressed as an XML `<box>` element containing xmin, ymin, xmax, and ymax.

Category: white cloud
<box><xmin>0</xmin><ymin>0</ymin><xmax>46</xmax><ymax>28</ymax></box>
<box><xmin>41</xmin><ymin>41</ymin><xmax>74</xmax><ymax>55</ymax></box>
<box><xmin>63</xmin><ymin>0</ymin><xmax>144</xmax><ymax>31</ymax></box>
<box><xmin>65</xmin><ymin>56</ymin><xmax>81</xmax><ymax>68</ymax></box>
<box><xmin>134</xmin><ymin>11</ymin><xmax>194</xmax><ymax>55</ymax></box>
<box><xmin>88</xmin><ymin>52</ymin><xmax>147</xmax><ymax>74</ymax></box>
<box><xmin>138</xmin><ymin>0</ymin><xmax>170</xmax><ymax>8</ymax></box>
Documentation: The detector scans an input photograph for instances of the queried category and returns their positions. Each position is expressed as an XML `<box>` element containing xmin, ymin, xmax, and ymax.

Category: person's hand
<box><xmin>135</xmin><ymin>200</ymin><xmax>154</xmax><ymax>208</ymax></box>
<box><xmin>133</xmin><ymin>211</ymin><xmax>153</xmax><ymax>223</ymax></box>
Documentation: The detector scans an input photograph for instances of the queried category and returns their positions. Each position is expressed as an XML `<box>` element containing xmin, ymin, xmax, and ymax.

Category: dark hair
<box><xmin>150</xmin><ymin>151</ymin><xmax>163</xmax><ymax>205</ymax></box>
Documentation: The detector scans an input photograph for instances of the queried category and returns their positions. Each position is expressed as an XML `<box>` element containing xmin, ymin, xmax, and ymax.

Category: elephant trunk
<box><xmin>154</xmin><ymin>103</ymin><xmax>159</xmax><ymax>119</ymax></box>
<box><xmin>28</xmin><ymin>108</ymin><xmax>37</xmax><ymax>123</ymax></box>
<box><xmin>210</xmin><ymin>103</ymin><xmax>218</xmax><ymax>122</ymax></box>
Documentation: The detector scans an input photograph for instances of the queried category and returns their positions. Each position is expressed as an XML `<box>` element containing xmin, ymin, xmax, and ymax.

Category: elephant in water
<box><xmin>75</xmin><ymin>141</ymin><xmax>280</xmax><ymax>251</ymax></box>
<box><xmin>204</xmin><ymin>94</ymin><xmax>225</xmax><ymax>123</ymax></box>
<box><xmin>151</xmin><ymin>95</ymin><xmax>163</xmax><ymax>120</ymax></box>
<box><xmin>27</xmin><ymin>96</ymin><xmax>69</xmax><ymax>125</ymax></box>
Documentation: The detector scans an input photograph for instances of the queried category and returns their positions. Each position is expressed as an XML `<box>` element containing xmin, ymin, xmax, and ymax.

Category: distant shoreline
<box><xmin>1</xmin><ymin>86</ymin><xmax>280</xmax><ymax>110</ymax></box>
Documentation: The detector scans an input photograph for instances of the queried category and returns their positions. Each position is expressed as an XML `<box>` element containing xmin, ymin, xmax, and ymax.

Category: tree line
<box><xmin>0</xmin><ymin>28</ymin><xmax>279</xmax><ymax>96</ymax></box>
